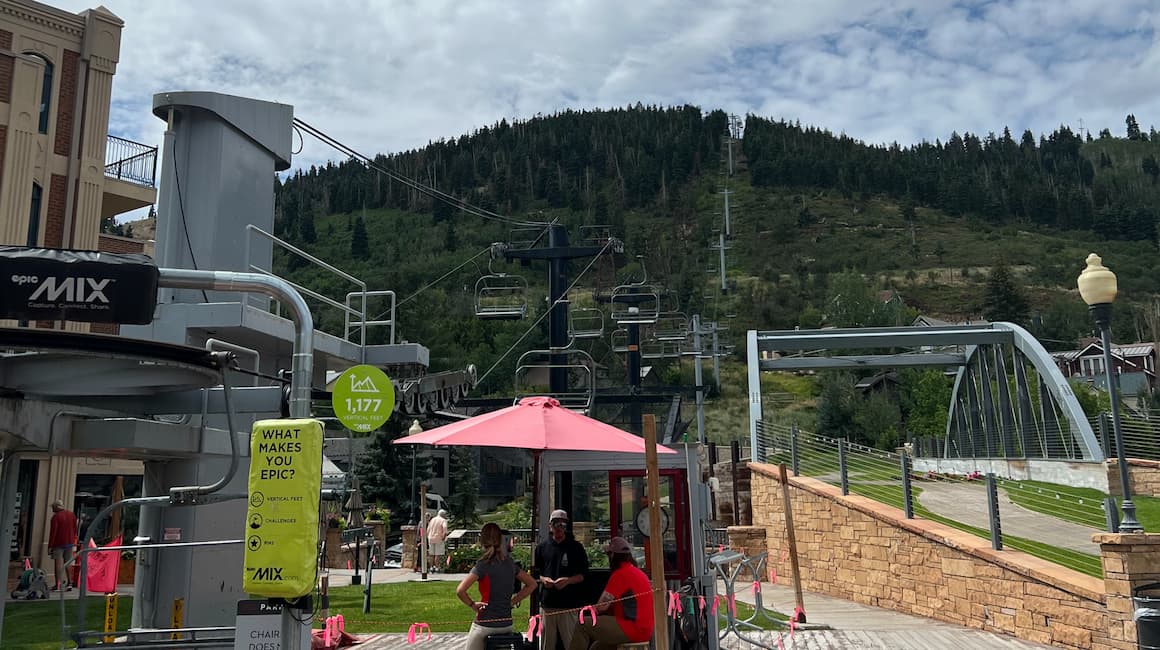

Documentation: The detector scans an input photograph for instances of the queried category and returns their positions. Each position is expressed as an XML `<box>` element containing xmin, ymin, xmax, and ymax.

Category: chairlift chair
<box><xmin>474</xmin><ymin>265</ymin><xmax>529</xmax><ymax>320</ymax></box>
<box><xmin>568</xmin><ymin>307</ymin><xmax>605</xmax><ymax>340</ymax></box>
<box><xmin>610</xmin><ymin>327</ymin><xmax>629</xmax><ymax>353</ymax></box>
<box><xmin>652</xmin><ymin>312</ymin><xmax>689</xmax><ymax>341</ymax></box>
<box><xmin>609</xmin><ymin>284</ymin><xmax>660</xmax><ymax>324</ymax></box>
<box><xmin>513</xmin><ymin>348</ymin><xmax>596</xmax><ymax>413</ymax></box>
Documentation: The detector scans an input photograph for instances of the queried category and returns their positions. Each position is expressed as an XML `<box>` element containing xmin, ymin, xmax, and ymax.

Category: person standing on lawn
<box><xmin>533</xmin><ymin>509</ymin><xmax>589</xmax><ymax>650</ymax></box>
<box><xmin>427</xmin><ymin>509</ymin><xmax>450</xmax><ymax>571</ymax></box>
<box><xmin>48</xmin><ymin>499</ymin><xmax>78</xmax><ymax>591</ymax></box>
<box><xmin>457</xmin><ymin>522</ymin><xmax>537</xmax><ymax>650</ymax></box>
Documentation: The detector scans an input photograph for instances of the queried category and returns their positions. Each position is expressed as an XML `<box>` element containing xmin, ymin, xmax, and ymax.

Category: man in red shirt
<box><xmin>48</xmin><ymin>499</ymin><xmax>78</xmax><ymax>591</ymax></box>
<box><xmin>568</xmin><ymin>537</ymin><xmax>654</xmax><ymax>649</ymax></box>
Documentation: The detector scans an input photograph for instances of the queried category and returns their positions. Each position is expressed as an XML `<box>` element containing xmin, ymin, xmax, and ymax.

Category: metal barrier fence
<box><xmin>754</xmin><ymin>421</ymin><xmax>1110</xmax><ymax>577</ymax></box>
<box><xmin>907</xmin><ymin>410</ymin><xmax>1160</xmax><ymax>462</ymax></box>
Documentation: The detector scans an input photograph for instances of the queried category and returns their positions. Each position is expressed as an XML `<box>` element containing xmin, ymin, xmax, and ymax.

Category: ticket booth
<box><xmin>535</xmin><ymin>447</ymin><xmax>710</xmax><ymax>583</ymax></box>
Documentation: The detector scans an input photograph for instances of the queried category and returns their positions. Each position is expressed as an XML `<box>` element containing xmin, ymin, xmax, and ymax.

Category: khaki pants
<box><xmin>541</xmin><ymin>607</ymin><xmax>580</xmax><ymax>650</ymax></box>
<box><xmin>566</xmin><ymin>615</ymin><xmax>630</xmax><ymax>650</ymax></box>
<box><xmin>465</xmin><ymin>622</ymin><xmax>513</xmax><ymax>650</ymax></box>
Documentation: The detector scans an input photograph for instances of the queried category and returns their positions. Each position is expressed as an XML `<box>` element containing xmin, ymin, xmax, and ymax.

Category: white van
<box><xmin>425</xmin><ymin>493</ymin><xmax>448</xmax><ymax>515</ymax></box>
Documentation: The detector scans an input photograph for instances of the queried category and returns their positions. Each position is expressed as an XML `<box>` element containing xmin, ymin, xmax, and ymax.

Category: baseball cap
<box><xmin>603</xmin><ymin>537</ymin><xmax>632</xmax><ymax>554</ymax></box>
<box><xmin>549</xmin><ymin>509</ymin><xmax>569</xmax><ymax>522</ymax></box>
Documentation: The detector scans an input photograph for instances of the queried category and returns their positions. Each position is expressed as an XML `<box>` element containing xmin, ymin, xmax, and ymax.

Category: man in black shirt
<box><xmin>533</xmin><ymin>509</ymin><xmax>589</xmax><ymax>650</ymax></box>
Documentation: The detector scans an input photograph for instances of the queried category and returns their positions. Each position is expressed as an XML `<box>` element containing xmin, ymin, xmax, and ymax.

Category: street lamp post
<box><xmin>408</xmin><ymin>419</ymin><xmax>422</xmax><ymax>526</ymax></box>
<box><xmin>1078</xmin><ymin>253</ymin><xmax>1143</xmax><ymax>533</ymax></box>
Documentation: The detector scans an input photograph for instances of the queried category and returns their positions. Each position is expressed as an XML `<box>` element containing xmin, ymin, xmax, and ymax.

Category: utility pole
<box><xmin>505</xmin><ymin>223</ymin><xmax>610</xmax><ymax>516</ymax></box>
<box><xmin>710</xmin><ymin>232</ymin><xmax>730</xmax><ymax>293</ymax></box>
<box><xmin>692</xmin><ymin>314</ymin><xmax>706</xmax><ymax>444</ymax></box>
<box><xmin>720</xmin><ymin>188</ymin><xmax>733</xmax><ymax>238</ymax></box>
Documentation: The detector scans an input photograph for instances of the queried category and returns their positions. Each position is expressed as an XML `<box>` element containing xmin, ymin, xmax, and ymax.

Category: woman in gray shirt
<box><xmin>456</xmin><ymin>523</ymin><xmax>537</xmax><ymax>650</ymax></box>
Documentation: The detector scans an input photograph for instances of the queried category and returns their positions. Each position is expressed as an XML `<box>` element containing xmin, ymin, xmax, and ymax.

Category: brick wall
<box><xmin>1106</xmin><ymin>459</ymin><xmax>1160</xmax><ymax>497</ymax></box>
<box><xmin>0</xmin><ymin>30</ymin><xmax>12</xmax><ymax>104</ymax></box>
<box><xmin>97</xmin><ymin>233</ymin><xmax>145</xmax><ymax>254</ymax></box>
<box><xmin>45</xmin><ymin>174</ymin><xmax>67</xmax><ymax>247</ymax></box>
<box><xmin>749</xmin><ymin>462</ymin><xmax>1120</xmax><ymax>649</ymax></box>
<box><xmin>54</xmin><ymin>49</ymin><xmax>78</xmax><ymax>156</ymax></box>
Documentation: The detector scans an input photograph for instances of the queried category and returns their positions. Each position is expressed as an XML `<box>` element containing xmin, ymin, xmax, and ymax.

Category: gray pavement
<box><xmin>916</xmin><ymin>480</ymin><xmax>1100</xmax><ymax>555</ymax></box>
<box><xmin>345</xmin><ymin>570</ymin><xmax>1051</xmax><ymax>649</ymax></box>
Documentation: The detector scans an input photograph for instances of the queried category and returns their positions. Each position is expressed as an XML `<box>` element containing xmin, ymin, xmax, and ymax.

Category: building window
<box><xmin>27</xmin><ymin>183</ymin><xmax>41</xmax><ymax>246</ymax></box>
<box><xmin>25</xmin><ymin>53</ymin><xmax>53</xmax><ymax>134</ymax></box>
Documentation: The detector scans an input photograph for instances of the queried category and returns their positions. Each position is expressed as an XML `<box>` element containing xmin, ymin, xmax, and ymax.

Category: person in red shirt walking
<box><xmin>568</xmin><ymin>537</ymin><xmax>654</xmax><ymax>649</ymax></box>
<box><xmin>48</xmin><ymin>499</ymin><xmax>78</xmax><ymax>591</ymax></box>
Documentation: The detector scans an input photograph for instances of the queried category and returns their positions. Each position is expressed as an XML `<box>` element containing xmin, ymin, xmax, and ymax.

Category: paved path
<box><xmin>916</xmin><ymin>480</ymin><xmax>1100</xmax><ymax>555</ymax></box>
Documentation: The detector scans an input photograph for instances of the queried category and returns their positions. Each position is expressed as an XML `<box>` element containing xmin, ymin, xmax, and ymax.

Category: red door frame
<box><xmin>608</xmin><ymin>468</ymin><xmax>690</xmax><ymax>580</ymax></box>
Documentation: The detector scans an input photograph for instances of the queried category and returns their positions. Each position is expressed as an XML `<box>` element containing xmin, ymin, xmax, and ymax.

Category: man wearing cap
<box><xmin>533</xmin><ymin>509</ymin><xmax>589</xmax><ymax>650</ymax></box>
<box><xmin>427</xmin><ymin>509</ymin><xmax>450</xmax><ymax>571</ymax></box>
<box><xmin>48</xmin><ymin>499</ymin><xmax>77</xmax><ymax>591</ymax></box>
<box><xmin>569</xmin><ymin>537</ymin><xmax>654</xmax><ymax>649</ymax></box>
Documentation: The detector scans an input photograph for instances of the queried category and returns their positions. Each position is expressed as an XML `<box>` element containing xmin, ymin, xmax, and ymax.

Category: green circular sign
<box><xmin>332</xmin><ymin>365</ymin><xmax>395</xmax><ymax>432</ymax></box>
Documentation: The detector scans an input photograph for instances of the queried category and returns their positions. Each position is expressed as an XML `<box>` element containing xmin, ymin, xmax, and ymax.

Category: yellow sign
<box><xmin>103</xmin><ymin>594</ymin><xmax>118</xmax><ymax>643</ymax></box>
<box><xmin>243</xmin><ymin>418</ymin><xmax>323</xmax><ymax>598</ymax></box>
<box><xmin>171</xmin><ymin>598</ymin><xmax>184</xmax><ymax>640</ymax></box>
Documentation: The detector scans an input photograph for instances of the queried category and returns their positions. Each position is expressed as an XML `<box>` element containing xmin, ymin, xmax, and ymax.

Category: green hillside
<box><xmin>273</xmin><ymin>107</ymin><xmax>1160</xmax><ymax>445</ymax></box>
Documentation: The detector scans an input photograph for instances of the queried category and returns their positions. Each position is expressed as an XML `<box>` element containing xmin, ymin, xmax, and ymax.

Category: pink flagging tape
<box><xmin>698</xmin><ymin>595</ymin><xmax>706</xmax><ymax>613</ymax></box>
<box><xmin>525</xmin><ymin>615</ymin><xmax>542</xmax><ymax>642</ymax></box>
<box><xmin>711</xmin><ymin>595</ymin><xmax>719</xmax><ymax>617</ymax></box>
<box><xmin>579</xmin><ymin>605</ymin><xmax>598</xmax><ymax>625</ymax></box>
<box><xmin>406</xmin><ymin>622</ymin><xmax>431</xmax><ymax>643</ymax></box>
<box><xmin>793</xmin><ymin>606</ymin><xmax>805</xmax><ymax>623</ymax></box>
<box><xmin>666</xmin><ymin>591</ymin><xmax>683</xmax><ymax>618</ymax></box>
<box><xmin>770</xmin><ymin>567</ymin><xmax>777</xmax><ymax>584</ymax></box>
<box><xmin>752</xmin><ymin>580</ymin><xmax>761</xmax><ymax>595</ymax></box>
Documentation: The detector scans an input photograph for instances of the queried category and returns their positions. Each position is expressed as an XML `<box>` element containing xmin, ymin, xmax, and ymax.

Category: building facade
<box><xmin>0</xmin><ymin>0</ymin><xmax>157</xmax><ymax>581</ymax></box>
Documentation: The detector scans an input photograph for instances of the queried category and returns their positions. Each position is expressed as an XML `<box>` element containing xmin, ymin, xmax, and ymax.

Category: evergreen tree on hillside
<box><xmin>982</xmin><ymin>263</ymin><xmax>1030</xmax><ymax>325</ymax></box>
<box><xmin>351</xmin><ymin>216</ymin><xmax>369</xmax><ymax>259</ymax></box>
<box><xmin>355</xmin><ymin>418</ymin><xmax>431</xmax><ymax>518</ymax></box>
<box><xmin>446</xmin><ymin>447</ymin><xmax>479</xmax><ymax>527</ymax></box>
<box><xmin>1127</xmin><ymin>114</ymin><xmax>1142</xmax><ymax>140</ymax></box>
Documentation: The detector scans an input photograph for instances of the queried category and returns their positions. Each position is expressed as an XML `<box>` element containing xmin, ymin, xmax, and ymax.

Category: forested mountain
<box><xmin>271</xmin><ymin>106</ymin><xmax>1160</xmax><ymax>395</ymax></box>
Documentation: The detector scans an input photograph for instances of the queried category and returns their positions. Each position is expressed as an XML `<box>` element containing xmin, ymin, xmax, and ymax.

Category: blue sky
<box><xmin>57</xmin><ymin>0</ymin><xmax>1160</xmax><ymax>172</ymax></box>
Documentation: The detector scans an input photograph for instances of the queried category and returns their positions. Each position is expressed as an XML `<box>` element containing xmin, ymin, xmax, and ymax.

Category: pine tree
<box><xmin>299</xmin><ymin>213</ymin><xmax>317</xmax><ymax>243</ymax></box>
<box><xmin>1127</xmin><ymin>114</ymin><xmax>1142</xmax><ymax>141</ymax></box>
<box><xmin>351</xmin><ymin>216</ymin><xmax>369</xmax><ymax>259</ymax></box>
<box><xmin>982</xmin><ymin>263</ymin><xmax>1030</xmax><ymax>325</ymax></box>
<box><xmin>446</xmin><ymin>447</ymin><xmax>480</xmax><ymax>527</ymax></box>
<box><xmin>354</xmin><ymin>417</ymin><xmax>431</xmax><ymax>518</ymax></box>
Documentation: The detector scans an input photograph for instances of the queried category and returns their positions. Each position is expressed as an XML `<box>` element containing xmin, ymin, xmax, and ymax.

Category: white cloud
<box><xmin>52</xmin><ymin>0</ymin><xmax>1160</xmax><ymax>172</ymax></box>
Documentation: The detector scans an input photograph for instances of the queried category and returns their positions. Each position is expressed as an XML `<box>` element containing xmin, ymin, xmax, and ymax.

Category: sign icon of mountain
<box><xmin>350</xmin><ymin>374</ymin><xmax>379</xmax><ymax>393</ymax></box>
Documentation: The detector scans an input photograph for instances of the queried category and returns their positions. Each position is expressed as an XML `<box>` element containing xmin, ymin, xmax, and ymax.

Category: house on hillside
<box><xmin>1051</xmin><ymin>341</ymin><xmax>1157</xmax><ymax>399</ymax></box>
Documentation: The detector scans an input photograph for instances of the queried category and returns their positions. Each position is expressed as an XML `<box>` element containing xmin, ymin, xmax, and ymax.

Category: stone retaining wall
<box><xmin>748</xmin><ymin>462</ymin><xmax>1135</xmax><ymax>649</ymax></box>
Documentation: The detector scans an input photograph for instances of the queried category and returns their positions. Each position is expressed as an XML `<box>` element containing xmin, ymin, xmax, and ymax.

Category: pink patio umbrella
<box><xmin>393</xmin><ymin>396</ymin><xmax>675</xmax><ymax>530</ymax></box>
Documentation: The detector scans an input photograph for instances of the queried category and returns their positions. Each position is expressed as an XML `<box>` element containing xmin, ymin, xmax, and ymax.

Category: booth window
<box><xmin>26</xmin><ymin>182</ymin><xmax>41</xmax><ymax>246</ymax></box>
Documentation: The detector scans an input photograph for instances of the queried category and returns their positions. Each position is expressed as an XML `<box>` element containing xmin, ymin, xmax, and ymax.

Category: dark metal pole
<box><xmin>409</xmin><ymin>448</ymin><xmax>417</xmax><ymax>525</ymax></box>
<box><xmin>627</xmin><ymin>323</ymin><xmax>642</xmax><ymax>434</ymax></box>
<box><xmin>900</xmin><ymin>454</ymin><xmax>913</xmax><ymax>519</ymax></box>
<box><xmin>790</xmin><ymin>425</ymin><xmax>800</xmax><ymax>477</ymax></box>
<box><xmin>1094</xmin><ymin>304</ymin><xmax>1143</xmax><ymax>532</ymax></box>
<box><xmin>547</xmin><ymin>224</ymin><xmax>572</xmax><ymax>515</ymax></box>
<box><xmin>838</xmin><ymin>439</ymin><xmax>849</xmax><ymax>496</ymax></box>
<box><xmin>730</xmin><ymin>441</ymin><xmax>741</xmax><ymax>527</ymax></box>
<box><xmin>986</xmin><ymin>472</ymin><xmax>1003</xmax><ymax>550</ymax></box>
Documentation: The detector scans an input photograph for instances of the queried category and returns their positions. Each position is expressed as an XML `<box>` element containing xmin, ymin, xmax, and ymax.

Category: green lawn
<box><xmin>3</xmin><ymin>595</ymin><xmax>133</xmax><ymax>649</ymax></box>
<box><xmin>5</xmin><ymin>583</ymin><xmax>786</xmax><ymax>647</ymax></box>
<box><xmin>998</xmin><ymin>478</ymin><xmax>1160</xmax><ymax>533</ymax></box>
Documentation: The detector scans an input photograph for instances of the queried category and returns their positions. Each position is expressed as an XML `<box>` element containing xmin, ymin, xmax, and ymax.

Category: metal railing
<box><xmin>105</xmin><ymin>135</ymin><xmax>158</xmax><ymax>187</ymax></box>
<box><xmin>246</xmin><ymin>225</ymin><xmax>397</xmax><ymax>346</ymax></box>
<box><xmin>754</xmin><ymin>421</ymin><xmax>1109</xmax><ymax>577</ymax></box>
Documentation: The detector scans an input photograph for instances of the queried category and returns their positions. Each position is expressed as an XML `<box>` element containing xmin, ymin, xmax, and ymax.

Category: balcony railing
<box><xmin>105</xmin><ymin>134</ymin><xmax>158</xmax><ymax>188</ymax></box>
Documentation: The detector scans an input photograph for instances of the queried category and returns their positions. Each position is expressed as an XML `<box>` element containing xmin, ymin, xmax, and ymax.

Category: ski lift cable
<box><xmin>293</xmin><ymin>117</ymin><xmax>546</xmax><ymax>228</ymax></box>
<box><xmin>369</xmin><ymin>246</ymin><xmax>493</xmax><ymax>322</ymax></box>
<box><xmin>476</xmin><ymin>239</ymin><xmax>614</xmax><ymax>387</ymax></box>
